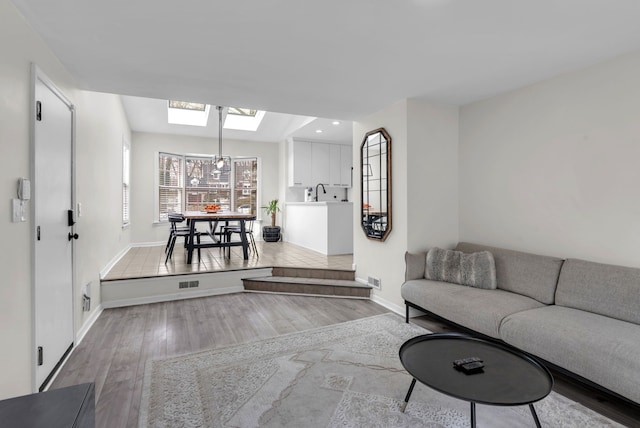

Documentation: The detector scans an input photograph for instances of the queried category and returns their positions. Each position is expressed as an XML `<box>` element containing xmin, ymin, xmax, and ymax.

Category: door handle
<box><xmin>68</xmin><ymin>232</ymin><xmax>79</xmax><ymax>241</ymax></box>
<box><xmin>68</xmin><ymin>209</ymin><xmax>76</xmax><ymax>226</ymax></box>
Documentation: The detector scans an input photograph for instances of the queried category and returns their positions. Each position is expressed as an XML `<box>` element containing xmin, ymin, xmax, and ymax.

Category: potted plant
<box><xmin>261</xmin><ymin>199</ymin><xmax>281</xmax><ymax>242</ymax></box>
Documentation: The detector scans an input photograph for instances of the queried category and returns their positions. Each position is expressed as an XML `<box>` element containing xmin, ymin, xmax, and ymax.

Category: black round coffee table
<box><xmin>399</xmin><ymin>333</ymin><xmax>553</xmax><ymax>427</ymax></box>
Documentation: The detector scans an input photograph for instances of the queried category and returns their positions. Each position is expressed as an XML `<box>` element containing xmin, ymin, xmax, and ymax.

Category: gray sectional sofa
<box><xmin>401</xmin><ymin>242</ymin><xmax>640</xmax><ymax>405</ymax></box>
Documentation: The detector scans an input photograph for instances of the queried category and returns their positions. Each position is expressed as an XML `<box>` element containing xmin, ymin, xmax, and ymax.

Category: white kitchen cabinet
<box><xmin>285</xmin><ymin>202</ymin><xmax>353</xmax><ymax>255</ymax></box>
<box><xmin>289</xmin><ymin>140</ymin><xmax>352</xmax><ymax>188</ymax></box>
<box><xmin>329</xmin><ymin>144</ymin><xmax>342</xmax><ymax>186</ymax></box>
<box><xmin>329</xmin><ymin>144</ymin><xmax>353</xmax><ymax>187</ymax></box>
<box><xmin>340</xmin><ymin>145</ymin><xmax>352</xmax><ymax>187</ymax></box>
<box><xmin>289</xmin><ymin>140</ymin><xmax>311</xmax><ymax>187</ymax></box>
<box><xmin>311</xmin><ymin>142</ymin><xmax>330</xmax><ymax>185</ymax></box>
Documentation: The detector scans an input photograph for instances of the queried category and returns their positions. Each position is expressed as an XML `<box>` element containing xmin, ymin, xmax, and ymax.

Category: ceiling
<box><xmin>11</xmin><ymin>0</ymin><xmax>640</xmax><ymax>124</ymax></box>
<box><xmin>120</xmin><ymin>96</ymin><xmax>353</xmax><ymax>143</ymax></box>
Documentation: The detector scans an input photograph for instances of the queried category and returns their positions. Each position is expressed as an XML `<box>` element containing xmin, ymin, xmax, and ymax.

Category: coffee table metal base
<box><xmin>401</xmin><ymin>377</ymin><xmax>543</xmax><ymax>428</ymax></box>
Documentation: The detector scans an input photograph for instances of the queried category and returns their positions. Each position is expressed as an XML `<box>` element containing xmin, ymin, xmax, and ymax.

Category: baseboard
<box><xmin>370</xmin><ymin>293</ymin><xmax>405</xmax><ymax>316</ymax></box>
<box><xmin>99</xmin><ymin>245</ymin><xmax>131</xmax><ymax>279</ymax></box>
<box><xmin>76</xmin><ymin>304</ymin><xmax>104</xmax><ymax>344</ymax></box>
<box><xmin>102</xmin><ymin>285</ymin><xmax>244</xmax><ymax>308</ymax></box>
<box><xmin>132</xmin><ymin>241</ymin><xmax>165</xmax><ymax>247</ymax></box>
<box><xmin>41</xmin><ymin>304</ymin><xmax>104</xmax><ymax>393</ymax></box>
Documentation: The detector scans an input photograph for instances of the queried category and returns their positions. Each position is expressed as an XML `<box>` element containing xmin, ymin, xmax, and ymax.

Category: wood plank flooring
<box><xmin>50</xmin><ymin>293</ymin><xmax>388</xmax><ymax>427</ymax></box>
<box><xmin>51</xmin><ymin>293</ymin><xmax>640</xmax><ymax>427</ymax></box>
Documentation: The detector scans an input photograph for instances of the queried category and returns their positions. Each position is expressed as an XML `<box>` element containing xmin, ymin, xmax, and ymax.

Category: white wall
<box><xmin>353</xmin><ymin>99</ymin><xmax>459</xmax><ymax>309</ymax></box>
<box><xmin>130</xmin><ymin>132</ymin><xmax>280</xmax><ymax>243</ymax></box>
<box><xmin>74</xmin><ymin>91</ymin><xmax>132</xmax><ymax>323</ymax></box>
<box><xmin>353</xmin><ymin>100</ymin><xmax>409</xmax><ymax>309</ymax></box>
<box><xmin>406</xmin><ymin>99</ymin><xmax>459</xmax><ymax>252</ymax></box>
<box><xmin>459</xmin><ymin>51</ymin><xmax>640</xmax><ymax>266</ymax></box>
<box><xmin>0</xmin><ymin>0</ymin><xmax>131</xmax><ymax>398</ymax></box>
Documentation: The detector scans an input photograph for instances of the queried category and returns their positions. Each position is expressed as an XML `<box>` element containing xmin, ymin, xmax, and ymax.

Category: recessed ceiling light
<box><xmin>332</xmin><ymin>121</ymin><xmax>340</xmax><ymax>125</ymax></box>
<box><xmin>315</xmin><ymin>129</ymin><xmax>323</xmax><ymax>133</ymax></box>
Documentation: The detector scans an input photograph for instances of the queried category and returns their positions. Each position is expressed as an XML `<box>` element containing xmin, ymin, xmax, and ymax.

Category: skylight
<box><xmin>167</xmin><ymin>100</ymin><xmax>210</xmax><ymax>127</ymax></box>
<box><xmin>227</xmin><ymin>107</ymin><xmax>258</xmax><ymax>117</ymax></box>
<box><xmin>168</xmin><ymin>100</ymin><xmax>206</xmax><ymax>111</ymax></box>
<box><xmin>224</xmin><ymin>107</ymin><xmax>266</xmax><ymax>131</ymax></box>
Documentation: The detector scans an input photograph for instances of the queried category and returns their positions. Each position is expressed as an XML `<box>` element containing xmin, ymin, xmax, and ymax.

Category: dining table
<box><xmin>182</xmin><ymin>211</ymin><xmax>257</xmax><ymax>263</ymax></box>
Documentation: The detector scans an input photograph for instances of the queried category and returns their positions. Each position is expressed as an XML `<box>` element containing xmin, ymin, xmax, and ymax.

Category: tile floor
<box><xmin>102</xmin><ymin>241</ymin><xmax>354</xmax><ymax>281</ymax></box>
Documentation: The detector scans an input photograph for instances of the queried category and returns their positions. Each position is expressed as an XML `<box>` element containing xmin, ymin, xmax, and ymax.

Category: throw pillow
<box><xmin>425</xmin><ymin>247</ymin><xmax>497</xmax><ymax>290</ymax></box>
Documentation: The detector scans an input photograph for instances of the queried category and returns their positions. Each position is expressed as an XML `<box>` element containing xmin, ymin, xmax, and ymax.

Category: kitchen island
<box><xmin>285</xmin><ymin>202</ymin><xmax>353</xmax><ymax>255</ymax></box>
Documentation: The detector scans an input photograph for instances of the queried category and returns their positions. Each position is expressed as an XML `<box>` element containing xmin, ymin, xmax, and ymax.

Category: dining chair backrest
<box><xmin>168</xmin><ymin>213</ymin><xmax>186</xmax><ymax>230</ymax></box>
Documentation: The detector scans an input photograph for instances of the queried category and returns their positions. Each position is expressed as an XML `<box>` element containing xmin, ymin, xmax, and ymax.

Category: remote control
<box><xmin>453</xmin><ymin>357</ymin><xmax>483</xmax><ymax>368</ymax></box>
<box><xmin>460</xmin><ymin>361</ymin><xmax>485</xmax><ymax>374</ymax></box>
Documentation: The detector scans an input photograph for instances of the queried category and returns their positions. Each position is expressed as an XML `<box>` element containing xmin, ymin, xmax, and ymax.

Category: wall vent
<box><xmin>368</xmin><ymin>276</ymin><xmax>381</xmax><ymax>289</ymax></box>
<box><xmin>178</xmin><ymin>281</ymin><xmax>189</xmax><ymax>289</ymax></box>
<box><xmin>189</xmin><ymin>280</ymin><xmax>199</xmax><ymax>288</ymax></box>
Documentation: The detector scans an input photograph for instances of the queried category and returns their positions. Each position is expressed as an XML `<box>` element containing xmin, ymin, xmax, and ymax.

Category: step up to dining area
<box><xmin>243</xmin><ymin>266</ymin><xmax>371</xmax><ymax>298</ymax></box>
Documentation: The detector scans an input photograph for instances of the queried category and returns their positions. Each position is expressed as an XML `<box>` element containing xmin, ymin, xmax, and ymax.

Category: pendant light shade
<box><xmin>213</xmin><ymin>105</ymin><xmax>227</xmax><ymax>171</ymax></box>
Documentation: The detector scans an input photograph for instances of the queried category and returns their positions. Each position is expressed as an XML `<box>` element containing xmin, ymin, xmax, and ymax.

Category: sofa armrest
<box><xmin>405</xmin><ymin>251</ymin><xmax>426</xmax><ymax>281</ymax></box>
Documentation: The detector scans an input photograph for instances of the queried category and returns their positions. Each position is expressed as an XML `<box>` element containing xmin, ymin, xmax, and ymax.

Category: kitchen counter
<box><xmin>285</xmin><ymin>202</ymin><xmax>353</xmax><ymax>255</ymax></box>
<box><xmin>286</xmin><ymin>201</ymin><xmax>351</xmax><ymax>205</ymax></box>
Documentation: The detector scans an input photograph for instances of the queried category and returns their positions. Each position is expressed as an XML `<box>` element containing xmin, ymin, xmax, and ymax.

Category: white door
<box><xmin>33</xmin><ymin>68</ymin><xmax>75</xmax><ymax>391</ymax></box>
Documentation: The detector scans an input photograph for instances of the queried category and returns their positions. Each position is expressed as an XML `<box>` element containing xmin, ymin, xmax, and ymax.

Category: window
<box><xmin>122</xmin><ymin>138</ymin><xmax>131</xmax><ymax>226</ymax></box>
<box><xmin>157</xmin><ymin>153</ymin><xmax>259</xmax><ymax>221</ymax></box>
<box><xmin>233</xmin><ymin>159</ymin><xmax>258</xmax><ymax>215</ymax></box>
<box><xmin>185</xmin><ymin>155</ymin><xmax>231</xmax><ymax>211</ymax></box>
<box><xmin>158</xmin><ymin>152</ymin><xmax>184</xmax><ymax>221</ymax></box>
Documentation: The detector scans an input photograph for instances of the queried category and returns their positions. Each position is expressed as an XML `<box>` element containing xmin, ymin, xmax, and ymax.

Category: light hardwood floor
<box><xmin>51</xmin><ymin>293</ymin><xmax>388</xmax><ymax>427</ymax></box>
<box><xmin>51</xmin><ymin>293</ymin><xmax>640</xmax><ymax>427</ymax></box>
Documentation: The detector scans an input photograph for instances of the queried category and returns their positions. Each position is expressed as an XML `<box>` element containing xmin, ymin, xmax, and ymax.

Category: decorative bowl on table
<box><xmin>204</xmin><ymin>204</ymin><xmax>221</xmax><ymax>213</ymax></box>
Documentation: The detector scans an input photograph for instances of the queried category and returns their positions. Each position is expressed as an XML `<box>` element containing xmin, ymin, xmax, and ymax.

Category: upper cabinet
<box><xmin>311</xmin><ymin>142</ymin><xmax>330</xmax><ymax>185</ymax></box>
<box><xmin>289</xmin><ymin>139</ymin><xmax>352</xmax><ymax>188</ymax></box>
<box><xmin>289</xmin><ymin>140</ymin><xmax>311</xmax><ymax>186</ymax></box>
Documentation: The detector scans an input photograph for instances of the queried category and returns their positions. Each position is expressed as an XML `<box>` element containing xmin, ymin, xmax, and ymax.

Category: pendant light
<box><xmin>213</xmin><ymin>105</ymin><xmax>226</xmax><ymax>171</ymax></box>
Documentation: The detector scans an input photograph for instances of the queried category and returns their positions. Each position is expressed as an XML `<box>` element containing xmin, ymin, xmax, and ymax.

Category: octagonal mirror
<box><xmin>361</xmin><ymin>128</ymin><xmax>391</xmax><ymax>241</ymax></box>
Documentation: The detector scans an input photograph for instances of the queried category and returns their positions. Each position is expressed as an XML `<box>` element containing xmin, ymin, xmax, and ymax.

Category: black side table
<box><xmin>399</xmin><ymin>333</ymin><xmax>552</xmax><ymax>428</ymax></box>
<box><xmin>0</xmin><ymin>383</ymin><xmax>95</xmax><ymax>428</ymax></box>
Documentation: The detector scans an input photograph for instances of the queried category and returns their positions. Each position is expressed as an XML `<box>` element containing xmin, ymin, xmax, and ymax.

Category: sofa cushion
<box><xmin>455</xmin><ymin>242</ymin><xmax>563</xmax><ymax>304</ymax></box>
<box><xmin>401</xmin><ymin>279</ymin><xmax>544</xmax><ymax>338</ymax></box>
<box><xmin>500</xmin><ymin>305</ymin><xmax>640</xmax><ymax>404</ymax></box>
<box><xmin>405</xmin><ymin>251</ymin><xmax>427</xmax><ymax>281</ymax></box>
<box><xmin>425</xmin><ymin>247</ymin><xmax>497</xmax><ymax>290</ymax></box>
<box><xmin>556</xmin><ymin>258</ymin><xmax>640</xmax><ymax>325</ymax></box>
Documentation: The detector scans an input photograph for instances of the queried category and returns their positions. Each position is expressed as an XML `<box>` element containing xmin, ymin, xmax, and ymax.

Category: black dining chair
<box><xmin>223</xmin><ymin>220</ymin><xmax>258</xmax><ymax>258</ymax></box>
<box><xmin>165</xmin><ymin>213</ymin><xmax>200</xmax><ymax>263</ymax></box>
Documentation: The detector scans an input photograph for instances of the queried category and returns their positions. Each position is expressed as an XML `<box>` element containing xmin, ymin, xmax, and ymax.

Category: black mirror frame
<box><xmin>360</xmin><ymin>127</ymin><xmax>392</xmax><ymax>241</ymax></box>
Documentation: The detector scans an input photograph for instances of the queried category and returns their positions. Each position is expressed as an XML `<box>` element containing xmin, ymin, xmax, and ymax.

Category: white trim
<box><xmin>355</xmin><ymin>277</ymin><xmax>368</xmax><ymax>286</ymax></box>
<box><xmin>102</xmin><ymin>285</ymin><xmax>244</xmax><ymax>308</ymax></box>
<box><xmin>99</xmin><ymin>245</ymin><xmax>131</xmax><ymax>279</ymax></box>
<box><xmin>132</xmin><ymin>241</ymin><xmax>166</xmax><ymax>247</ymax></box>
<box><xmin>75</xmin><ymin>304</ymin><xmax>104</xmax><ymax>345</ymax></box>
<box><xmin>370</xmin><ymin>293</ymin><xmax>405</xmax><ymax>316</ymax></box>
<box><xmin>41</xmin><ymin>304</ymin><xmax>104</xmax><ymax>393</ymax></box>
<box><xmin>31</xmin><ymin>64</ymin><xmax>77</xmax><ymax>393</ymax></box>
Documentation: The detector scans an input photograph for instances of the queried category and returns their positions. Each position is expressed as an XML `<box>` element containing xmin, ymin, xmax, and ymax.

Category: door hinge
<box><xmin>37</xmin><ymin>346</ymin><xmax>43</xmax><ymax>366</ymax></box>
<box><xmin>36</xmin><ymin>101</ymin><xmax>42</xmax><ymax>121</ymax></box>
<box><xmin>37</xmin><ymin>226</ymin><xmax>41</xmax><ymax>241</ymax></box>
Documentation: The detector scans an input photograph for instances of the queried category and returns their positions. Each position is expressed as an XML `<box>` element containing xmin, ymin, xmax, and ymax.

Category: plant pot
<box><xmin>262</xmin><ymin>226</ymin><xmax>281</xmax><ymax>242</ymax></box>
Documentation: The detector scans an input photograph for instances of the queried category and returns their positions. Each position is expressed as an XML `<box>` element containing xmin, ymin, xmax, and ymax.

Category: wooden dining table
<box><xmin>183</xmin><ymin>211</ymin><xmax>257</xmax><ymax>263</ymax></box>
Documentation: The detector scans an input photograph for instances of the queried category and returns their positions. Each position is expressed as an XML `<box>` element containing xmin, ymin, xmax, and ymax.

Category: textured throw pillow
<box><xmin>425</xmin><ymin>247</ymin><xmax>497</xmax><ymax>290</ymax></box>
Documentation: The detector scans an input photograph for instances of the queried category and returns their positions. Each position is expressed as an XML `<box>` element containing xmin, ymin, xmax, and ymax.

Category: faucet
<box><xmin>315</xmin><ymin>183</ymin><xmax>326</xmax><ymax>201</ymax></box>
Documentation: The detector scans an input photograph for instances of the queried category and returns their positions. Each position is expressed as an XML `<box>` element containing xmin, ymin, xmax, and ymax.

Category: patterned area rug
<box><xmin>139</xmin><ymin>314</ymin><xmax>622</xmax><ymax>427</ymax></box>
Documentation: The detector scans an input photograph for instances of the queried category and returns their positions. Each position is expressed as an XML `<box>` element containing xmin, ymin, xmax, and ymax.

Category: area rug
<box><xmin>139</xmin><ymin>313</ymin><xmax>622</xmax><ymax>427</ymax></box>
